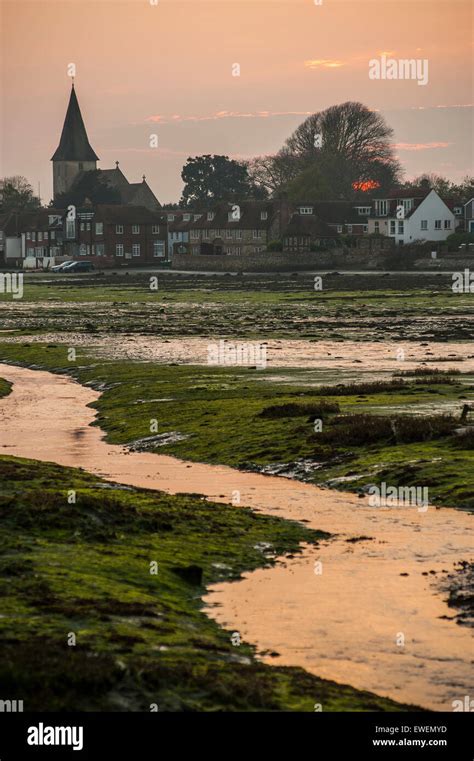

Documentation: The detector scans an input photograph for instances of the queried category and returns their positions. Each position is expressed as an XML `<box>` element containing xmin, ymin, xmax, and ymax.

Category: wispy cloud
<box><xmin>304</xmin><ymin>59</ymin><xmax>344</xmax><ymax>69</ymax></box>
<box><xmin>410</xmin><ymin>103</ymin><xmax>474</xmax><ymax>110</ymax></box>
<box><xmin>393</xmin><ymin>141</ymin><xmax>452</xmax><ymax>151</ymax></box>
<box><xmin>145</xmin><ymin>109</ymin><xmax>313</xmax><ymax>125</ymax></box>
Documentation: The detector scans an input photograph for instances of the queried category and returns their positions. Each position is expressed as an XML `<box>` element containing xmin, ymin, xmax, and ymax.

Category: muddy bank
<box><xmin>0</xmin><ymin>363</ymin><xmax>472</xmax><ymax>710</ymax></box>
<box><xmin>1</xmin><ymin>334</ymin><xmax>473</xmax><ymax>374</ymax></box>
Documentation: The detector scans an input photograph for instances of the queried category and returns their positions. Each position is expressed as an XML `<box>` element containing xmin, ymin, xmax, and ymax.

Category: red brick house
<box><xmin>63</xmin><ymin>204</ymin><xmax>168</xmax><ymax>266</ymax></box>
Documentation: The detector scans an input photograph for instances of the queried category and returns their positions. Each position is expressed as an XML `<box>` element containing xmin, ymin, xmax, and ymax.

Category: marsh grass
<box><xmin>0</xmin><ymin>455</ymin><xmax>416</xmax><ymax>711</ymax></box>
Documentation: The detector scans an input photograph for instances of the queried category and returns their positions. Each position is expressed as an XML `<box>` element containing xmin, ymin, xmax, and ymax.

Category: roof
<box><xmin>93</xmin><ymin>204</ymin><xmax>165</xmax><ymax>224</ymax></box>
<box><xmin>51</xmin><ymin>85</ymin><xmax>99</xmax><ymax>163</ymax></box>
<box><xmin>0</xmin><ymin>209</ymin><xmax>66</xmax><ymax>235</ymax></box>
<box><xmin>284</xmin><ymin>214</ymin><xmax>333</xmax><ymax>237</ymax></box>
<box><xmin>372</xmin><ymin>187</ymin><xmax>432</xmax><ymax>200</ymax></box>
<box><xmin>188</xmin><ymin>200</ymin><xmax>276</xmax><ymax>229</ymax></box>
<box><xmin>311</xmin><ymin>201</ymin><xmax>369</xmax><ymax>224</ymax></box>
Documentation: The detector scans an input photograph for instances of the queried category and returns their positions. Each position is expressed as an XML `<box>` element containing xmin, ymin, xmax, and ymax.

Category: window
<box><xmin>132</xmin><ymin>225</ymin><xmax>140</xmax><ymax>234</ymax></box>
<box><xmin>226</xmin><ymin>247</ymin><xmax>233</xmax><ymax>255</ymax></box>
<box><xmin>253</xmin><ymin>230</ymin><xmax>262</xmax><ymax>239</ymax></box>
<box><xmin>347</xmin><ymin>225</ymin><xmax>352</xmax><ymax>234</ymax></box>
<box><xmin>421</xmin><ymin>220</ymin><xmax>428</xmax><ymax>231</ymax></box>
<box><xmin>399</xmin><ymin>199</ymin><xmax>413</xmax><ymax>214</ymax></box>
<box><xmin>376</xmin><ymin>200</ymin><xmax>388</xmax><ymax>216</ymax></box>
<box><xmin>79</xmin><ymin>244</ymin><xmax>87</xmax><ymax>256</ymax></box>
<box><xmin>51</xmin><ymin>231</ymin><xmax>55</xmax><ymax>240</ymax></box>
<box><xmin>454</xmin><ymin>207</ymin><xmax>462</xmax><ymax>215</ymax></box>
<box><xmin>86</xmin><ymin>223</ymin><xmax>91</xmax><ymax>231</ymax></box>
<box><xmin>193</xmin><ymin>214</ymin><xmax>201</xmax><ymax>221</ymax></box>
<box><xmin>363</xmin><ymin>225</ymin><xmax>368</xmax><ymax>233</ymax></box>
<box><xmin>435</xmin><ymin>220</ymin><xmax>441</xmax><ymax>230</ymax></box>
<box><xmin>153</xmin><ymin>241</ymin><xmax>165</xmax><ymax>258</ymax></box>
<box><xmin>398</xmin><ymin>221</ymin><xmax>404</xmax><ymax>234</ymax></box>
<box><xmin>152</xmin><ymin>225</ymin><xmax>160</xmax><ymax>234</ymax></box>
<box><xmin>207</xmin><ymin>212</ymin><xmax>215</xmax><ymax>221</ymax></box>
<box><xmin>132</xmin><ymin>244</ymin><xmax>141</xmax><ymax>256</ymax></box>
<box><xmin>66</xmin><ymin>222</ymin><xmax>75</xmax><ymax>239</ymax></box>
<box><xmin>203</xmin><ymin>229</ymin><xmax>209</xmax><ymax>239</ymax></box>
<box><xmin>44</xmin><ymin>232</ymin><xmax>49</xmax><ymax>240</ymax></box>
<box><xmin>374</xmin><ymin>222</ymin><xmax>379</xmax><ymax>233</ymax></box>
<box><xmin>26</xmin><ymin>232</ymin><xmax>31</xmax><ymax>240</ymax></box>
<box><xmin>80</xmin><ymin>223</ymin><xmax>85</xmax><ymax>231</ymax></box>
<box><xmin>226</xmin><ymin>229</ymin><xmax>233</xmax><ymax>239</ymax></box>
<box><xmin>357</xmin><ymin>207</ymin><xmax>371</xmax><ymax>215</ymax></box>
<box><xmin>96</xmin><ymin>244</ymin><xmax>105</xmax><ymax>256</ymax></box>
<box><xmin>116</xmin><ymin>225</ymin><xmax>123</xmax><ymax>234</ymax></box>
<box><xmin>115</xmin><ymin>244</ymin><xmax>124</xmax><ymax>257</ymax></box>
<box><xmin>390</xmin><ymin>220</ymin><xmax>396</xmax><ymax>235</ymax></box>
<box><xmin>236</xmin><ymin>229</ymin><xmax>242</xmax><ymax>240</ymax></box>
<box><xmin>260</xmin><ymin>211</ymin><xmax>268</xmax><ymax>220</ymax></box>
<box><xmin>38</xmin><ymin>232</ymin><xmax>43</xmax><ymax>242</ymax></box>
<box><xmin>95</xmin><ymin>223</ymin><xmax>103</xmax><ymax>235</ymax></box>
<box><xmin>235</xmin><ymin>247</ymin><xmax>241</xmax><ymax>255</ymax></box>
<box><xmin>191</xmin><ymin>229</ymin><xmax>199</xmax><ymax>239</ymax></box>
<box><xmin>167</xmin><ymin>215</ymin><xmax>175</xmax><ymax>222</ymax></box>
<box><xmin>299</xmin><ymin>207</ymin><xmax>313</xmax><ymax>215</ymax></box>
<box><xmin>183</xmin><ymin>214</ymin><xmax>191</xmax><ymax>222</ymax></box>
<box><xmin>192</xmin><ymin>245</ymin><xmax>199</xmax><ymax>254</ymax></box>
<box><xmin>444</xmin><ymin>220</ymin><xmax>451</xmax><ymax>229</ymax></box>
<box><xmin>337</xmin><ymin>225</ymin><xmax>343</xmax><ymax>233</ymax></box>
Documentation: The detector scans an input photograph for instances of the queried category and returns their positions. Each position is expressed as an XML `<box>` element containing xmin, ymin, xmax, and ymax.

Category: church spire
<box><xmin>51</xmin><ymin>85</ymin><xmax>99</xmax><ymax>162</ymax></box>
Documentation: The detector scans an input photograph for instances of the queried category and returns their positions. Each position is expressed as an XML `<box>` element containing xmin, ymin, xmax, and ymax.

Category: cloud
<box><xmin>410</xmin><ymin>103</ymin><xmax>474</xmax><ymax>110</ymax></box>
<box><xmin>145</xmin><ymin>109</ymin><xmax>313</xmax><ymax>125</ymax></box>
<box><xmin>393</xmin><ymin>141</ymin><xmax>452</xmax><ymax>151</ymax></box>
<box><xmin>304</xmin><ymin>59</ymin><xmax>344</xmax><ymax>69</ymax></box>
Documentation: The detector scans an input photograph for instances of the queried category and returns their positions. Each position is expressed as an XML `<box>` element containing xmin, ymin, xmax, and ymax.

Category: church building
<box><xmin>51</xmin><ymin>84</ymin><xmax>160</xmax><ymax>211</ymax></box>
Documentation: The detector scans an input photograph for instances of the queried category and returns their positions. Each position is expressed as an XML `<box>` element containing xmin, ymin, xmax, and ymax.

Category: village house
<box><xmin>463</xmin><ymin>198</ymin><xmax>474</xmax><ymax>234</ymax></box>
<box><xmin>281</xmin><ymin>201</ymin><xmax>371</xmax><ymax>252</ymax></box>
<box><xmin>367</xmin><ymin>187</ymin><xmax>456</xmax><ymax>244</ymax></box>
<box><xmin>183</xmin><ymin>200</ymin><xmax>281</xmax><ymax>256</ymax></box>
<box><xmin>62</xmin><ymin>204</ymin><xmax>168</xmax><ymax>266</ymax></box>
<box><xmin>0</xmin><ymin>209</ymin><xmax>64</xmax><ymax>268</ymax></box>
<box><xmin>165</xmin><ymin>210</ymin><xmax>192</xmax><ymax>256</ymax></box>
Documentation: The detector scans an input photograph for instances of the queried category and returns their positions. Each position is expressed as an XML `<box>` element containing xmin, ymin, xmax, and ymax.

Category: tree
<box><xmin>53</xmin><ymin>170</ymin><xmax>121</xmax><ymax>208</ymax></box>
<box><xmin>404</xmin><ymin>174</ymin><xmax>474</xmax><ymax>200</ymax></box>
<box><xmin>179</xmin><ymin>154</ymin><xmax>266</xmax><ymax>207</ymax></box>
<box><xmin>0</xmin><ymin>176</ymin><xmax>41</xmax><ymax>213</ymax></box>
<box><xmin>246</xmin><ymin>150</ymin><xmax>302</xmax><ymax>196</ymax></box>
<box><xmin>248</xmin><ymin>102</ymin><xmax>401</xmax><ymax>200</ymax></box>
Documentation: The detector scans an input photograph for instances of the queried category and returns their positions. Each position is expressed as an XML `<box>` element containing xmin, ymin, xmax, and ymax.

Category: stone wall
<box><xmin>171</xmin><ymin>249</ymin><xmax>365</xmax><ymax>272</ymax></box>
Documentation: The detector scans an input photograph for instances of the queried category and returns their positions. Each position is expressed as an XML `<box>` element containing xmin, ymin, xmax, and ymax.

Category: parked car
<box><xmin>62</xmin><ymin>261</ymin><xmax>95</xmax><ymax>273</ymax></box>
<box><xmin>51</xmin><ymin>261</ymin><xmax>73</xmax><ymax>272</ymax></box>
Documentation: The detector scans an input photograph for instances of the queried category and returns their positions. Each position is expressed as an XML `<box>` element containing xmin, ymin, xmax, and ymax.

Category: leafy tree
<box><xmin>0</xmin><ymin>176</ymin><xmax>41</xmax><ymax>213</ymax></box>
<box><xmin>180</xmin><ymin>155</ymin><xmax>266</xmax><ymax>207</ymax></box>
<box><xmin>53</xmin><ymin>170</ymin><xmax>121</xmax><ymax>208</ymax></box>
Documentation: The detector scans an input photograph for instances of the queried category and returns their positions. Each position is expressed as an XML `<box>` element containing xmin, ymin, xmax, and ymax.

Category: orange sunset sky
<box><xmin>1</xmin><ymin>0</ymin><xmax>473</xmax><ymax>204</ymax></box>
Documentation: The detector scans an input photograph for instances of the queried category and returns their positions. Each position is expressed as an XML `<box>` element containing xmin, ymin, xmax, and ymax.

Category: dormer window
<box><xmin>299</xmin><ymin>206</ymin><xmax>313</xmax><ymax>215</ymax></box>
<box><xmin>260</xmin><ymin>211</ymin><xmax>268</xmax><ymax>220</ymax></box>
<box><xmin>207</xmin><ymin>212</ymin><xmax>215</xmax><ymax>221</ymax></box>
<box><xmin>376</xmin><ymin>200</ymin><xmax>388</xmax><ymax>216</ymax></box>
<box><xmin>193</xmin><ymin>214</ymin><xmax>201</xmax><ymax>221</ymax></box>
<box><xmin>454</xmin><ymin>207</ymin><xmax>462</xmax><ymax>215</ymax></box>
<box><xmin>167</xmin><ymin>215</ymin><xmax>175</xmax><ymax>222</ymax></box>
<box><xmin>183</xmin><ymin>214</ymin><xmax>191</xmax><ymax>221</ymax></box>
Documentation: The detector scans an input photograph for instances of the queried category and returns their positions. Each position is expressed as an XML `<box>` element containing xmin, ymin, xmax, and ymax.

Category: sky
<box><xmin>1</xmin><ymin>0</ymin><xmax>473</xmax><ymax>204</ymax></box>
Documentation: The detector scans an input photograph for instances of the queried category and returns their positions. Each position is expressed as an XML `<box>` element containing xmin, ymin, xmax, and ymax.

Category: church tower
<box><xmin>51</xmin><ymin>84</ymin><xmax>99</xmax><ymax>199</ymax></box>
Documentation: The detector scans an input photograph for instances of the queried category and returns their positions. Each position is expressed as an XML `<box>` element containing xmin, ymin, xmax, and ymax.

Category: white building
<box><xmin>367</xmin><ymin>188</ymin><xmax>456</xmax><ymax>244</ymax></box>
